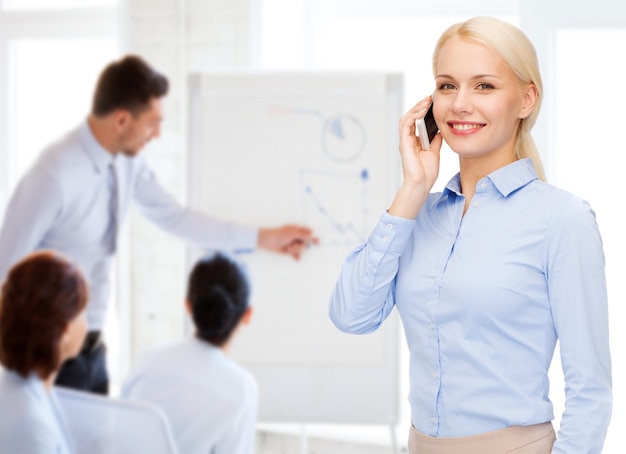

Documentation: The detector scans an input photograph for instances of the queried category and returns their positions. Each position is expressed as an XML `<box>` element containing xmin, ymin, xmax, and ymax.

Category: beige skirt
<box><xmin>408</xmin><ymin>422</ymin><xmax>555</xmax><ymax>454</ymax></box>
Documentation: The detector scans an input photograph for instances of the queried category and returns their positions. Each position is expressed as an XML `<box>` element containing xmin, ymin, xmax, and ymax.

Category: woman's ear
<box><xmin>184</xmin><ymin>300</ymin><xmax>192</xmax><ymax>316</ymax></box>
<box><xmin>58</xmin><ymin>323</ymin><xmax>72</xmax><ymax>355</ymax></box>
<box><xmin>241</xmin><ymin>307</ymin><xmax>253</xmax><ymax>325</ymax></box>
<box><xmin>519</xmin><ymin>83</ymin><xmax>538</xmax><ymax>119</ymax></box>
<box><xmin>61</xmin><ymin>324</ymin><xmax>71</xmax><ymax>343</ymax></box>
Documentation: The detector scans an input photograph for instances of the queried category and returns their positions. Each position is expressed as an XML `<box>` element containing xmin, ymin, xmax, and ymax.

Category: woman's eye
<box><xmin>477</xmin><ymin>83</ymin><xmax>494</xmax><ymax>90</ymax></box>
<box><xmin>438</xmin><ymin>83</ymin><xmax>455</xmax><ymax>90</ymax></box>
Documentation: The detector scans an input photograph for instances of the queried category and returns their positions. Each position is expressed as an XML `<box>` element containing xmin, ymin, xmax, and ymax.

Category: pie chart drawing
<box><xmin>321</xmin><ymin>114</ymin><xmax>366</xmax><ymax>163</ymax></box>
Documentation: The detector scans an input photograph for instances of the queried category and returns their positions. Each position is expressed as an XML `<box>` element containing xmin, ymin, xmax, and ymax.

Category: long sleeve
<box><xmin>547</xmin><ymin>197</ymin><xmax>612</xmax><ymax>453</ymax></box>
<box><xmin>0</xmin><ymin>169</ymin><xmax>63</xmax><ymax>281</ymax></box>
<box><xmin>131</xmin><ymin>157</ymin><xmax>258</xmax><ymax>253</ymax></box>
<box><xmin>329</xmin><ymin>211</ymin><xmax>414</xmax><ymax>334</ymax></box>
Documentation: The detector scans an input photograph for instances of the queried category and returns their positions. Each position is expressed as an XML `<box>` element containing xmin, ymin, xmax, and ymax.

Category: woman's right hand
<box><xmin>388</xmin><ymin>96</ymin><xmax>443</xmax><ymax>219</ymax></box>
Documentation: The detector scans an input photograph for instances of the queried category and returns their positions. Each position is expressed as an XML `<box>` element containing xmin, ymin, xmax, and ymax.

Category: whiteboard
<box><xmin>187</xmin><ymin>72</ymin><xmax>403</xmax><ymax>424</ymax></box>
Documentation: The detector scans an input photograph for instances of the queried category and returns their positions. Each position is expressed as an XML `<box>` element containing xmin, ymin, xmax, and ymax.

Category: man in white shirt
<box><xmin>0</xmin><ymin>55</ymin><xmax>316</xmax><ymax>395</ymax></box>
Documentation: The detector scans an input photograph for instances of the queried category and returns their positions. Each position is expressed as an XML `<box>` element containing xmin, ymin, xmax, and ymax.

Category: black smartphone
<box><xmin>415</xmin><ymin>101</ymin><xmax>438</xmax><ymax>150</ymax></box>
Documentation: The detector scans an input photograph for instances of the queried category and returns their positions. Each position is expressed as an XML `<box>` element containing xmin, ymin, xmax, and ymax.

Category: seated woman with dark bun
<box><xmin>122</xmin><ymin>252</ymin><xmax>257</xmax><ymax>454</ymax></box>
<box><xmin>0</xmin><ymin>250</ymin><xmax>88</xmax><ymax>453</ymax></box>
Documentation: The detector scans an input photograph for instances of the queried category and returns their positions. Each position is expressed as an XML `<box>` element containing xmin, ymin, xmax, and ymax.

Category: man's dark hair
<box><xmin>91</xmin><ymin>54</ymin><xmax>169</xmax><ymax>117</ymax></box>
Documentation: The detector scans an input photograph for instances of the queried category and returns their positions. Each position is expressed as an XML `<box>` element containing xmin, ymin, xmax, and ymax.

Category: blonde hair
<box><xmin>432</xmin><ymin>16</ymin><xmax>546</xmax><ymax>181</ymax></box>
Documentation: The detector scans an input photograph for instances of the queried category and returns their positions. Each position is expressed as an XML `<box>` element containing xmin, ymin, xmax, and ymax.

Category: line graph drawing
<box><xmin>300</xmin><ymin>168</ymin><xmax>371</xmax><ymax>246</ymax></box>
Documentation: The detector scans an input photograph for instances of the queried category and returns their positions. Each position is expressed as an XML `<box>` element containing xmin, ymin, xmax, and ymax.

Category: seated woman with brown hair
<box><xmin>0</xmin><ymin>250</ymin><xmax>89</xmax><ymax>454</ymax></box>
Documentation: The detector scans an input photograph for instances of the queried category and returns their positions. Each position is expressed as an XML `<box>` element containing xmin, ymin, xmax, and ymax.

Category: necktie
<box><xmin>108</xmin><ymin>161</ymin><xmax>119</xmax><ymax>253</ymax></box>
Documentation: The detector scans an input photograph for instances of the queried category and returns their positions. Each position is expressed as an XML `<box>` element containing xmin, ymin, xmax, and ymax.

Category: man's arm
<box><xmin>132</xmin><ymin>157</ymin><xmax>317</xmax><ymax>259</ymax></box>
<box><xmin>257</xmin><ymin>225</ymin><xmax>317</xmax><ymax>260</ymax></box>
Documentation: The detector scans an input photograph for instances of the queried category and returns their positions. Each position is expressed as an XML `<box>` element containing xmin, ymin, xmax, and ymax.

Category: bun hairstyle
<box><xmin>187</xmin><ymin>253</ymin><xmax>250</xmax><ymax>347</ymax></box>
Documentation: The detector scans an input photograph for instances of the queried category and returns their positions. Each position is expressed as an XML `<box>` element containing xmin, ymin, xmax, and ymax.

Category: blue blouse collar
<box><xmin>438</xmin><ymin>158</ymin><xmax>539</xmax><ymax>203</ymax></box>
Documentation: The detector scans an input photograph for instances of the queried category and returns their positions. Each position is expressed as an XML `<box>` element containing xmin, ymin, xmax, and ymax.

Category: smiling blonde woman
<box><xmin>329</xmin><ymin>16</ymin><xmax>612</xmax><ymax>454</ymax></box>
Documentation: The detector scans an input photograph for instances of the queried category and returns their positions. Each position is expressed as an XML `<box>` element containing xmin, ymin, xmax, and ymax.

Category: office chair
<box><xmin>56</xmin><ymin>386</ymin><xmax>179</xmax><ymax>454</ymax></box>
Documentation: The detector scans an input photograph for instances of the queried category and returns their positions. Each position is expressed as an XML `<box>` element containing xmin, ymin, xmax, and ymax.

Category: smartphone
<box><xmin>415</xmin><ymin>101</ymin><xmax>438</xmax><ymax>150</ymax></box>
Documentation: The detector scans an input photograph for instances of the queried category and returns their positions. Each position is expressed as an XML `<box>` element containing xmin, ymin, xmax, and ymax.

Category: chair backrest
<box><xmin>55</xmin><ymin>386</ymin><xmax>179</xmax><ymax>454</ymax></box>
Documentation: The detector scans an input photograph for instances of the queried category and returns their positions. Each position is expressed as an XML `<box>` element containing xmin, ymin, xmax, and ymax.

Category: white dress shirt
<box><xmin>122</xmin><ymin>337</ymin><xmax>258</xmax><ymax>454</ymax></box>
<box><xmin>0</xmin><ymin>120</ymin><xmax>258</xmax><ymax>329</ymax></box>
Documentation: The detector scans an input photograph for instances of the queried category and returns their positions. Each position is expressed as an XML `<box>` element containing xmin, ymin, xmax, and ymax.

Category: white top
<box><xmin>122</xmin><ymin>337</ymin><xmax>258</xmax><ymax>454</ymax></box>
<box><xmin>0</xmin><ymin>368</ymin><xmax>75</xmax><ymax>454</ymax></box>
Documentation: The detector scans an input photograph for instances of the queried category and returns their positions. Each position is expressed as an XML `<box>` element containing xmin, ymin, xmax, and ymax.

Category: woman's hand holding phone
<box><xmin>390</xmin><ymin>95</ymin><xmax>442</xmax><ymax>219</ymax></box>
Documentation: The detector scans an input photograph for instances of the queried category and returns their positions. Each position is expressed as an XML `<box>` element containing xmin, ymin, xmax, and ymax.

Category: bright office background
<box><xmin>0</xmin><ymin>0</ymin><xmax>624</xmax><ymax>452</ymax></box>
